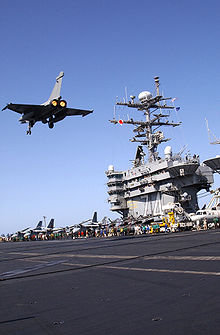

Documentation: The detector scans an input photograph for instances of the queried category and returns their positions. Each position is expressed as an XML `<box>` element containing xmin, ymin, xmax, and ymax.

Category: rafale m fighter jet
<box><xmin>2</xmin><ymin>71</ymin><xmax>93</xmax><ymax>134</ymax></box>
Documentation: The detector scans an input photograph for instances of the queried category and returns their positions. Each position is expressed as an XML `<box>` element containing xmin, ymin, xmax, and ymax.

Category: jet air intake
<box><xmin>19</xmin><ymin>112</ymin><xmax>34</xmax><ymax>122</ymax></box>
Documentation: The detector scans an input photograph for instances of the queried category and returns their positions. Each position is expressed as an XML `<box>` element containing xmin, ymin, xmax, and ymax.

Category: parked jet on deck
<box><xmin>2</xmin><ymin>71</ymin><xmax>93</xmax><ymax>134</ymax></box>
<box><xmin>70</xmin><ymin>212</ymin><xmax>99</xmax><ymax>235</ymax></box>
<box><xmin>190</xmin><ymin>188</ymin><xmax>220</xmax><ymax>226</ymax></box>
<box><xmin>11</xmin><ymin>220</ymin><xmax>43</xmax><ymax>239</ymax></box>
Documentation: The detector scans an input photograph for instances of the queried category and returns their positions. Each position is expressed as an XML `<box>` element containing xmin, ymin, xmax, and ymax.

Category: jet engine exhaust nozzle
<box><xmin>51</xmin><ymin>99</ymin><xmax>58</xmax><ymax>107</ymax></box>
<box><xmin>59</xmin><ymin>100</ymin><xmax>67</xmax><ymax>108</ymax></box>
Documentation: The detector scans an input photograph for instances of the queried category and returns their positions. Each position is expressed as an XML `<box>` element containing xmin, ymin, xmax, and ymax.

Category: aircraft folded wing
<box><xmin>65</xmin><ymin>107</ymin><xmax>93</xmax><ymax>117</ymax></box>
<box><xmin>2</xmin><ymin>103</ymin><xmax>45</xmax><ymax>114</ymax></box>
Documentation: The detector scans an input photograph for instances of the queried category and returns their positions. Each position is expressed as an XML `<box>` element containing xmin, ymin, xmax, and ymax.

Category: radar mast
<box><xmin>110</xmin><ymin>77</ymin><xmax>181</xmax><ymax>162</ymax></box>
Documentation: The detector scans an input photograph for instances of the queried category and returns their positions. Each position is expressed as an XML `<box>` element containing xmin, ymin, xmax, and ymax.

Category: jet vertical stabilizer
<box><xmin>48</xmin><ymin>71</ymin><xmax>64</xmax><ymax>102</ymax></box>
<box><xmin>47</xmin><ymin>219</ymin><xmax>54</xmax><ymax>229</ymax></box>
<box><xmin>92</xmin><ymin>212</ymin><xmax>98</xmax><ymax>223</ymax></box>
<box><xmin>35</xmin><ymin>221</ymin><xmax>43</xmax><ymax>229</ymax></box>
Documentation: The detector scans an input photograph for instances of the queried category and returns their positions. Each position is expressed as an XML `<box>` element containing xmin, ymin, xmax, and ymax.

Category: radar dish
<box><xmin>138</xmin><ymin>91</ymin><xmax>153</xmax><ymax>103</ymax></box>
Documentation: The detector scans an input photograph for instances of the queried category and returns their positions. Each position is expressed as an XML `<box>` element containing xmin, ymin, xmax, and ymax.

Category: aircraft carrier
<box><xmin>106</xmin><ymin>77</ymin><xmax>217</xmax><ymax>222</ymax></box>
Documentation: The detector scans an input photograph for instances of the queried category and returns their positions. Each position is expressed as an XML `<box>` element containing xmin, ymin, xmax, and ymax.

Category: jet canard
<box><xmin>2</xmin><ymin>71</ymin><xmax>93</xmax><ymax>134</ymax></box>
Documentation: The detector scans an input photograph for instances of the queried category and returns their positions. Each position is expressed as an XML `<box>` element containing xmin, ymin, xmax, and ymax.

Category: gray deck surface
<box><xmin>1</xmin><ymin>230</ymin><xmax>220</xmax><ymax>334</ymax></box>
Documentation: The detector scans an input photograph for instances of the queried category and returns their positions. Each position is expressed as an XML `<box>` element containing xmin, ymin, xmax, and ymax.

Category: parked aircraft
<box><xmin>190</xmin><ymin>189</ymin><xmax>220</xmax><ymax>226</ymax></box>
<box><xmin>2</xmin><ymin>71</ymin><xmax>93</xmax><ymax>134</ymax></box>
<box><xmin>98</xmin><ymin>216</ymin><xmax>109</xmax><ymax>227</ymax></box>
<box><xmin>108</xmin><ymin>218</ymin><xmax>123</xmax><ymax>227</ymax></box>
<box><xmin>52</xmin><ymin>224</ymin><xmax>67</xmax><ymax>234</ymax></box>
<box><xmin>11</xmin><ymin>227</ymin><xmax>31</xmax><ymax>239</ymax></box>
<box><xmin>70</xmin><ymin>212</ymin><xmax>100</xmax><ymax>235</ymax></box>
<box><xmin>12</xmin><ymin>221</ymin><xmax>43</xmax><ymax>239</ymax></box>
<box><xmin>190</xmin><ymin>207</ymin><xmax>220</xmax><ymax>225</ymax></box>
<box><xmin>23</xmin><ymin>221</ymin><xmax>44</xmax><ymax>238</ymax></box>
<box><xmin>81</xmin><ymin>212</ymin><xmax>99</xmax><ymax>228</ymax></box>
<box><xmin>37</xmin><ymin>219</ymin><xmax>55</xmax><ymax>234</ymax></box>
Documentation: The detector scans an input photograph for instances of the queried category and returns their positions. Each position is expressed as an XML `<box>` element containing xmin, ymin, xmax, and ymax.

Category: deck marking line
<box><xmin>43</xmin><ymin>253</ymin><xmax>134</xmax><ymax>259</ymax></box>
<box><xmin>8</xmin><ymin>252</ymin><xmax>42</xmax><ymax>256</ymax></box>
<box><xmin>143</xmin><ymin>256</ymin><xmax>220</xmax><ymax>261</ymax></box>
<box><xmin>103</xmin><ymin>265</ymin><xmax>220</xmax><ymax>276</ymax></box>
<box><xmin>0</xmin><ymin>260</ymin><xmax>66</xmax><ymax>279</ymax></box>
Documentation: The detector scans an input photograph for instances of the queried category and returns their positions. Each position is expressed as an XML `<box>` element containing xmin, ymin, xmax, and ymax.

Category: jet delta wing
<box><xmin>2</xmin><ymin>71</ymin><xmax>93</xmax><ymax>134</ymax></box>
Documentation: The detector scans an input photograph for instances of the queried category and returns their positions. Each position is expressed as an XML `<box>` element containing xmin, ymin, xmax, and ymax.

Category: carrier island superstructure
<box><xmin>106</xmin><ymin>77</ymin><xmax>214</xmax><ymax>221</ymax></box>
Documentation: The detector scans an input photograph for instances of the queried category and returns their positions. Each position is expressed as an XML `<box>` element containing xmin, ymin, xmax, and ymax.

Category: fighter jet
<box><xmin>2</xmin><ymin>71</ymin><xmax>93</xmax><ymax>134</ymax></box>
<box><xmin>23</xmin><ymin>221</ymin><xmax>44</xmax><ymax>239</ymax></box>
<box><xmin>37</xmin><ymin>219</ymin><xmax>55</xmax><ymax>234</ymax></box>
<box><xmin>12</xmin><ymin>220</ymin><xmax>43</xmax><ymax>240</ymax></box>
<box><xmin>70</xmin><ymin>212</ymin><xmax>99</xmax><ymax>236</ymax></box>
<box><xmin>11</xmin><ymin>227</ymin><xmax>31</xmax><ymax>239</ymax></box>
<box><xmin>81</xmin><ymin>212</ymin><xmax>99</xmax><ymax>228</ymax></box>
<box><xmin>39</xmin><ymin>219</ymin><xmax>66</xmax><ymax>235</ymax></box>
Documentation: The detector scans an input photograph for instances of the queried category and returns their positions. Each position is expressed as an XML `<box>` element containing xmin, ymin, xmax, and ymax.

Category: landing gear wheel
<box><xmin>48</xmin><ymin>122</ymin><xmax>54</xmax><ymax>129</ymax></box>
<box><xmin>26</xmin><ymin>122</ymin><xmax>33</xmax><ymax>135</ymax></box>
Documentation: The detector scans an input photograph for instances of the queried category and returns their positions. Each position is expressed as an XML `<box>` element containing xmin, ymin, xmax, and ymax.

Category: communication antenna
<box><xmin>43</xmin><ymin>216</ymin><xmax>47</xmax><ymax>228</ymax></box>
<box><xmin>178</xmin><ymin>144</ymin><xmax>188</xmax><ymax>156</ymax></box>
<box><xmin>113</xmin><ymin>105</ymin><xmax>116</xmax><ymax>120</ymax></box>
<box><xmin>205</xmin><ymin>118</ymin><xmax>220</xmax><ymax>144</ymax></box>
<box><xmin>109</xmin><ymin>76</ymin><xmax>181</xmax><ymax>162</ymax></box>
<box><xmin>125</xmin><ymin>86</ymin><xmax>128</xmax><ymax>103</ymax></box>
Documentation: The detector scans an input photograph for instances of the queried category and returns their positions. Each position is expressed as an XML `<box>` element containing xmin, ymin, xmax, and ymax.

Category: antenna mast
<box><xmin>205</xmin><ymin>118</ymin><xmax>220</xmax><ymax>144</ymax></box>
<box><xmin>110</xmin><ymin>77</ymin><xmax>181</xmax><ymax>162</ymax></box>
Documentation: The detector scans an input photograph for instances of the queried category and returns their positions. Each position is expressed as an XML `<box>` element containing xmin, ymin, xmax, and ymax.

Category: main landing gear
<box><xmin>26</xmin><ymin>121</ymin><xmax>34</xmax><ymax>135</ymax></box>
<box><xmin>48</xmin><ymin>117</ymin><xmax>54</xmax><ymax>129</ymax></box>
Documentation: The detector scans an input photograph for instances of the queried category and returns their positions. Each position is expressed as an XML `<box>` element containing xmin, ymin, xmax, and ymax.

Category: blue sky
<box><xmin>1</xmin><ymin>0</ymin><xmax>220</xmax><ymax>234</ymax></box>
